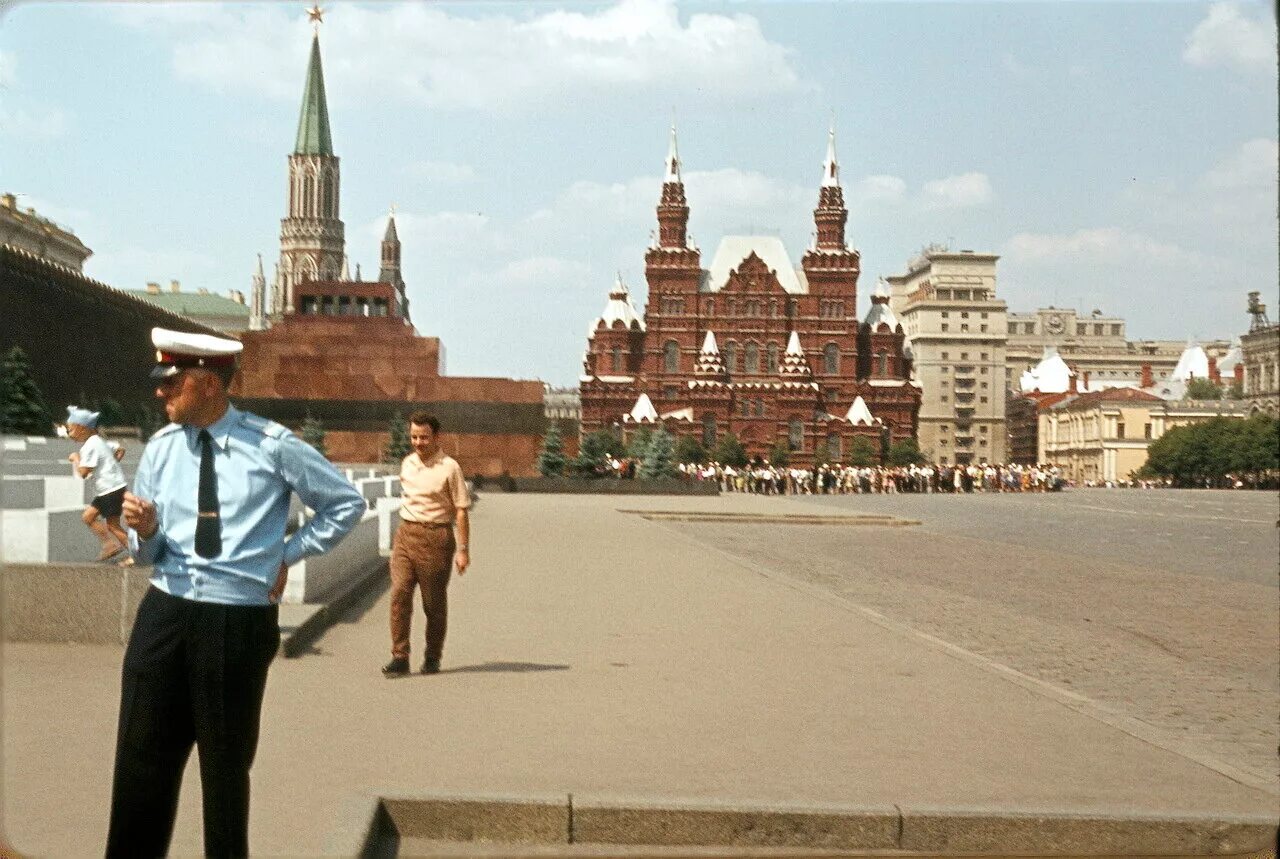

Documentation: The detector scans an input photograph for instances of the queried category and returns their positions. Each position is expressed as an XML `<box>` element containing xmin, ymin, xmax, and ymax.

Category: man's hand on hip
<box><xmin>269</xmin><ymin>562</ymin><xmax>289</xmax><ymax>603</ymax></box>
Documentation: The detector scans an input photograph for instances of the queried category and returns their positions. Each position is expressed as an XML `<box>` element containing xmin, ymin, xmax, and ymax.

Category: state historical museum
<box><xmin>580</xmin><ymin>128</ymin><xmax>921</xmax><ymax>464</ymax></box>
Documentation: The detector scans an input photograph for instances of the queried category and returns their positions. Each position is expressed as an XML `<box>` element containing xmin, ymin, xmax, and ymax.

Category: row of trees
<box><xmin>538</xmin><ymin>423</ymin><xmax>927</xmax><ymax>478</ymax></box>
<box><xmin>1140</xmin><ymin>414</ymin><xmax>1279</xmax><ymax>487</ymax></box>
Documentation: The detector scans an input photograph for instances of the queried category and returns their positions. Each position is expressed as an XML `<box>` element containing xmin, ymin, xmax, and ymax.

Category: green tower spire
<box><xmin>294</xmin><ymin>33</ymin><xmax>333</xmax><ymax>156</ymax></box>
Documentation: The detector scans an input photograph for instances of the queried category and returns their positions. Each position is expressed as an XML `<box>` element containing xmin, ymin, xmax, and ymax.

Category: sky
<box><xmin>1</xmin><ymin>0</ymin><xmax>1275</xmax><ymax>385</ymax></box>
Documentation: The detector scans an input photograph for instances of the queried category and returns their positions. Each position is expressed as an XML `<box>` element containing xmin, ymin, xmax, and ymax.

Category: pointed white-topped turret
<box><xmin>595</xmin><ymin>272</ymin><xmax>646</xmax><ymax>331</ymax></box>
<box><xmin>845</xmin><ymin>395</ymin><xmax>875</xmax><ymax>426</ymax></box>
<box><xmin>665</xmin><ymin>123</ymin><xmax>681</xmax><ymax>182</ymax></box>
<box><xmin>628</xmin><ymin>392</ymin><xmax>659</xmax><ymax>423</ymax></box>
<box><xmin>255</xmin><ymin>253</ymin><xmax>265</xmax><ymax>279</ymax></box>
<box><xmin>779</xmin><ymin>331</ymin><xmax>812</xmax><ymax>377</ymax></box>
<box><xmin>821</xmin><ymin>123</ymin><xmax>840</xmax><ymax>188</ymax></box>
<box><xmin>864</xmin><ymin>277</ymin><xmax>900</xmax><ymax>331</ymax></box>
<box><xmin>694</xmin><ymin>330</ymin><xmax>726</xmax><ymax>378</ymax></box>
<box><xmin>340</xmin><ymin>254</ymin><xmax>350</xmax><ymax>281</ymax></box>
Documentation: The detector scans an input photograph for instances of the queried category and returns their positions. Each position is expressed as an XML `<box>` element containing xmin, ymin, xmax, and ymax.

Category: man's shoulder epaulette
<box><xmin>150</xmin><ymin>423</ymin><xmax>182</xmax><ymax>441</ymax></box>
<box><xmin>238</xmin><ymin>411</ymin><xmax>291</xmax><ymax>440</ymax></box>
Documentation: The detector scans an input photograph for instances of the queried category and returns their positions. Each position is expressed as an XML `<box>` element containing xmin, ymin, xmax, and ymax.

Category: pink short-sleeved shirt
<box><xmin>398</xmin><ymin>450</ymin><xmax>470</xmax><ymax>524</ymax></box>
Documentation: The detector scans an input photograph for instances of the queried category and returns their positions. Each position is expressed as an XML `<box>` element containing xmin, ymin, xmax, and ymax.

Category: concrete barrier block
<box><xmin>284</xmin><ymin>510</ymin><xmax>382</xmax><ymax>604</ymax></box>
<box><xmin>380</xmin><ymin>793</ymin><xmax>568</xmax><ymax>844</ymax></box>
<box><xmin>897</xmin><ymin>808</ymin><xmax>1279</xmax><ymax>855</ymax></box>
<box><xmin>2</xmin><ymin>563</ymin><xmax>146</xmax><ymax>645</ymax></box>
<box><xmin>571</xmin><ymin>798</ymin><xmax>899</xmax><ymax>849</ymax></box>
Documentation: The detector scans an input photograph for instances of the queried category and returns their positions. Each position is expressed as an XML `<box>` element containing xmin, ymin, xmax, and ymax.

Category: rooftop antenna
<box><xmin>1248</xmin><ymin>291</ymin><xmax>1271</xmax><ymax>331</ymax></box>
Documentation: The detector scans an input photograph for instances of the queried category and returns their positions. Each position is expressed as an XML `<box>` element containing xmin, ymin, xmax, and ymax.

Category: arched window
<box><xmin>877</xmin><ymin>353</ymin><xmax>888</xmax><ymax>376</ymax></box>
<box><xmin>664</xmin><ymin>340</ymin><xmax>679</xmax><ymax>373</ymax></box>
<box><xmin>788</xmin><ymin>418</ymin><xmax>804</xmax><ymax>451</ymax></box>
<box><xmin>322</xmin><ymin>172</ymin><xmax>333</xmax><ymax>217</ymax></box>
<box><xmin>745</xmin><ymin>342</ymin><xmax>760</xmax><ymax>374</ymax></box>
<box><xmin>769</xmin><ymin>299</ymin><xmax>778</xmax><ymax>318</ymax></box>
<box><xmin>827</xmin><ymin>433</ymin><xmax>842</xmax><ymax>462</ymax></box>
<box><xmin>766</xmin><ymin>342</ymin><xmax>779</xmax><ymax>373</ymax></box>
<box><xmin>611</xmin><ymin>346</ymin><xmax>623</xmax><ymax>373</ymax></box>
<box><xmin>723</xmin><ymin>342</ymin><xmax>737</xmax><ymax>374</ymax></box>
<box><xmin>824</xmin><ymin>343</ymin><xmax>839</xmax><ymax>374</ymax></box>
<box><xmin>755</xmin><ymin>400</ymin><xmax>765</xmax><ymax>417</ymax></box>
<box><xmin>702</xmin><ymin>413</ymin><xmax>717</xmax><ymax>448</ymax></box>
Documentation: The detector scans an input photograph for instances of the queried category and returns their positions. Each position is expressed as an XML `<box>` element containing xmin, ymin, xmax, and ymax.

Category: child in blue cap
<box><xmin>65</xmin><ymin>405</ymin><xmax>130</xmax><ymax>562</ymax></box>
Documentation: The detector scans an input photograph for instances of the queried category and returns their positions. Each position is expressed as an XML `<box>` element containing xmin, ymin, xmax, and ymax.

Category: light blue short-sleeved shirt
<box><xmin>129</xmin><ymin>405</ymin><xmax>366</xmax><ymax>606</ymax></box>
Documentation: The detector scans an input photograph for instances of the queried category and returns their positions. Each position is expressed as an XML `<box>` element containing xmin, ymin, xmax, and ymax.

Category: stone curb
<box><xmin>333</xmin><ymin>793</ymin><xmax>1279</xmax><ymax>856</ymax></box>
<box><xmin>279</xmin><ymin>556</ymin><xmax>388</xmax><ymax>658</ymax></box>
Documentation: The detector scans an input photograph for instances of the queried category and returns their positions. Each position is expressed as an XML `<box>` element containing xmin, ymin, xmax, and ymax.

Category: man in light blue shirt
<box><xmin>108</xmin><ymin>327</ymin><xmax>365</xmax><ymax>858</ymax></box>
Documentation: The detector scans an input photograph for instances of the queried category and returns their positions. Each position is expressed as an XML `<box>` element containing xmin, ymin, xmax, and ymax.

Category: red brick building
<box><xmin>231</xmin><ymin>26</ymin><xmax>545</xmax><ymax>475</ymax></box>
<box><xmin>580</xmin><ymin>127</ymin><xmax>920</xmax><ymax>464</ymax></box>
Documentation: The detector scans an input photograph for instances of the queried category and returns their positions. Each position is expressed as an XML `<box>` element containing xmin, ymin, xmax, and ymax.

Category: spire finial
<box><xmin>307</xmin><ymin>4</ymin><xmax>324</xmax><ymax>32</ymax></box>
<box><xmin>822</xmin><ymin>120</ymin><xmax>840</xmax><ymax>188</ymax></box>
<box><xmin>665</xmin><ymin>121</ymin><xmax>681</xmax><ymax>182</ymax></box>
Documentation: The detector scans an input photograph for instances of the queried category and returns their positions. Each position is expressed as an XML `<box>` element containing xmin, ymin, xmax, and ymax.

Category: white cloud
<box><xmin>117</xmin><ymin>0</ymin><xmax>803</xmax><ymax>112</ymax></box>
<box><xmin>850</xmin><ymin>174</ymin><xmax>907</xmax><ymax>206</ymax></box>
<box><xmin>1183</xmin><ymin>1</ymin><xmax>1275</xmax><ymax>74</ymax></box>
<box><xmin>0</xmin><ymin>105</ymin><xmax>68</xmax><ymax>140</ymax></box>
<box><xmin>1002</xmin><ymin>227</ymin><xmax>1205</xmax><ymax>268</ymax></box>
<box><xmin>920</xmin><ymin>172</ymin><xmax>993</xmax><ymax>210</ymax></box>
<box><xmin>497</xmin><ymin>256</ymin><xmax>591</xmax><ymax>286</ymax></box>
<box><xmin>686</xmin><ymin>168</ymin><xmax>808</xmax><ymax>211</ymax></box>
<box><xmin>1200</xmin><ymin>137</ymin><xmax>1278</xmax><ymax>190</ymax></box>
<box><xmin>407</xmin><ymin>161</ymin><xmax>476</xmax><ymax>184</ymax></box>
<box><xmin>0</xmin><ymin>49</ymin><xmax>15</xmax><ymax>88</ymax></box>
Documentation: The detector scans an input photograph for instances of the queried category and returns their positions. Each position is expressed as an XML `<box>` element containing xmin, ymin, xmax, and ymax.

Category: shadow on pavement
<box><xmin>441</xmin><ymin>661</ymin><xmax>570</xmax><ymax>674</ymax></box>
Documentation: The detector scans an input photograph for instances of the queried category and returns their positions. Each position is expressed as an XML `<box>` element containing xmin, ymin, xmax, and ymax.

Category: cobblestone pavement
<box><xmin>661</xmin><ymin>489</ymin><xmax>1280</xmax><ymax>789</ymax></box>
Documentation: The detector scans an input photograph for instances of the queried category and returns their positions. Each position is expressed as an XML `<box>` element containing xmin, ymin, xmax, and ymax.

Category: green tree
<box><xmin>627</xmin><ymin>426</ymin><xmax>653</xmax><ymax>460</ymax></box>
<box><xmin>301</xmin><ymin>412</ymin><xmax>328</xmax><ymax>458</ymax></box>
<box><xmin>674</xmin><ymin>433</ymin><xmax>707</xmax><ymax>465</ymax></box>
<box><xmin>573</xmin><ymin>429</ymin><xmax>619</xmax><ymax>477</ymax></box>
<box><xmin>848</xmin><ymin>435</ymin><xmax>877</xmax><ymax>467</ymax></box>
<box><xmin>1227</xmin><ymin>380</ymin><xmax>1244</xmax><ymax>400</ymax></box>
<box><xmin>1185</xmin><ymin>377</ymin><xmax>1222</xmax><ymax>400</ymax></box>
<box><xmin>767</xmin><ymin>440</ymin><xmax>790</xmax><ymax>467</ymax></box>
<box><xmin>712</xmin><ymin>432</ymin><xmax>749</xmax><ymax>468</ymax></box>
<box><xmin>888</xmin><ymin>438</ymin><xmax>927</xmax><ymax>466</ymax></box>
<box><xmin>383</xmin><ymin>411</ymin><xmax>412</xmax><ymax>464</ymax></box>
<box><xmin>538</xmin><ymin>421</ymin><xmax>567</xmax><ymax>477</ymax></box>
<box><xmin>1142</xmin><ymin>415</ymin><xmax>1277</xmax><ymax>486</ymax></box>
<box><xmin>0</xmin><ymin>346</ymin><xmax>53</xmax><ymax>435</ymax></box>
<box><xmin>640</xmin><ymin>428</ymin><xmax>679</xmax><ymax>479</ymax></box>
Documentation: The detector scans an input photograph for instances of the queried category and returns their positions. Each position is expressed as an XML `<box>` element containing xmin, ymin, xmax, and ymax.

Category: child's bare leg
<box><xmin>105</xmin><ymin>516</ymin><xmax>129</xmax><ymax>550</ymax></box>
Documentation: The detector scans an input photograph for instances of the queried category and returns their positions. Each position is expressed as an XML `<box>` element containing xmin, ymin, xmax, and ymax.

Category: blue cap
<box><xmin>66</xmin><ymin>405</ymin><xmax>100</xmax><ymax>428</ymax></box>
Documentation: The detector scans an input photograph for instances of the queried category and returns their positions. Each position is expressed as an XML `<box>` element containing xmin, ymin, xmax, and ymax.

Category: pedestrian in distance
<box><xmin>108</xmin><ymin>327</ymin><xmax>366</xmax><ymax>858</ymax></box>
<box><xmin>384</xmin><ymin>411</ymin><xmax>471</xmax><ymax>678</ymax></box>
<box><xmin>63</xmin><ymin>405</ymin><xmax>130</xmax><ymax>562</ymax></box>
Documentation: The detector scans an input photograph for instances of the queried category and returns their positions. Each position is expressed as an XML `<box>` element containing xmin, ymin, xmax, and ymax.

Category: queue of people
<box><xmin>677</xmin><ymin>461</ymin><xmax>1067</xmax><ymax>495</ymax></box>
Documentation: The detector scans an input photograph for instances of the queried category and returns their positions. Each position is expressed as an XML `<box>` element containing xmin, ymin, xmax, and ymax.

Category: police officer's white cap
<box><xmin>150</xmin><ymin>327</ymin><xmax>244</xmax><ymax>380</ymax></box>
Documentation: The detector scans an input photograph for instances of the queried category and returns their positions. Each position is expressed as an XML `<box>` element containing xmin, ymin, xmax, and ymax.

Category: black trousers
<box><xmin>106</xmin><ymin>587</ymin><xmax>279</xmax><ymax>859</ymax></box>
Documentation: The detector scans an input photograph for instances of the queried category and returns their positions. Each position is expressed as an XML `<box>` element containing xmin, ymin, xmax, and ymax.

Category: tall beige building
<box><xmin>887</xmin><ymin>246</ymin><xmax>1006</xmax><ymax>464</ymax></box>
<box><xmin>1241</xmin><ymin>291</ymin><xmax>1279</xmax><ymax>416</ymax></box>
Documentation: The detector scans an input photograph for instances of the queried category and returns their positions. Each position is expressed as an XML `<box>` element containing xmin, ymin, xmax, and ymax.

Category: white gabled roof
<box><xmin>704</xmin><ymin>236</ymin><xmax>804</xmax><ymax>295</ymax></box>
<box><xmin>627</xmin><ymin>392</ymin><xmax>659</xmax><ymax>423</ymax></box>
<box><xmin>1217</xmin><ymin>342</ymin><xmax>1243</xmax><ymax>375</ymax></box>
<box><xmin>596</xmin><ymin>273</ymin><xmax>646</xmax><ymax>332</ymax></box>
<box><xmin>1169</xmin><ymin>341</ymin><xmax>1209</xmax><ymax>381</ymax></box>
<box><xmin>845</xmin><ymin>395</ymin><xmax>876</xmax><ymax>425</ymax></box>
<box><xmin>660</xmin><ymin>406</ymin><xmax>694</xmax><ymax>421</ymax></box>
<box><xmin>1019</xmin><ymin>346</ymin><xmax>1073</xmax><ymax>394</ymax></box>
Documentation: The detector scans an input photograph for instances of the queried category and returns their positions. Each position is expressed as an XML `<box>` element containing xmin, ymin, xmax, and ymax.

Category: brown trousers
<box><xmin>389</xmin><ymin>520</ymin><xmax>456</xmax><ymax>660</ymax></box>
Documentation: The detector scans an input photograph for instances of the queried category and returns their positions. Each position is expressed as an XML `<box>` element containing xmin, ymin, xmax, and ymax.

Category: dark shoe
<box><xmin>382</xmin><ymin>657</ymin><xmax>410</xmax><ymax>678</ymax></box>
<box><xmin>421</xmin><ymin>657</ymin><xmax>441</xmax><ymax>675</ymax></box>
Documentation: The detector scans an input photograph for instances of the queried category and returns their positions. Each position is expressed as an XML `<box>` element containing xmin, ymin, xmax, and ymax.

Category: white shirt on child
<box><xmin>79</xmin><ymin>434</ymin><xmax>127</xmax><ymax>498</ymax></box>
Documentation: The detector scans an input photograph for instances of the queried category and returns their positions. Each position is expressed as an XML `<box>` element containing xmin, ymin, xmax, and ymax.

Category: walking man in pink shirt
<box><xmin>383</xmin><ymin>411</ymin><xmax>472</xmax><ymax>677</ymax></box>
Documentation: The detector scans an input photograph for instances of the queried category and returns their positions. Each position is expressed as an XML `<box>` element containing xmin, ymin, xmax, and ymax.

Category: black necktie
<box><xmin>195</xmin><ymin>429</ymin><xmax>221</xmax><ymax>558</ymax></box>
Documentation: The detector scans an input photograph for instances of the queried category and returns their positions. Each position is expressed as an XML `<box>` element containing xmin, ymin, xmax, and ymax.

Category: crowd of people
<box><xmin>676</xmin><ymin>461</ymin><xmax>1067</xmax><ymax>495</ymax></box>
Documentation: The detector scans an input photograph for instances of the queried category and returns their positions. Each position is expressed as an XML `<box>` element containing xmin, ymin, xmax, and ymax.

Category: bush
<box><xmin>767</xmin><ymin>441</ymin><xmax>790</xmax><ymax>468</ymax></box>
<box><xmin>538</xmin><ymin>422</ymin><xmax>567</xmax><ymax>477</ymax></box>
<box><xmin>573</xmin><ymin>429</ymin><xmax>618</xmax><ymax>476</ymax></box>
<box><xmin>848</xmin><ymin>435</ymin><xmax>877</xmax><ymax>467</ymax></box>
<box><xmin>1143</xmin><ymin>414</ymin><xmax>1278</xmax><ymax>485</ymax></box>
<box><xmin>1185</xmin><ymin>377</ymin><xmax>1222</xmax><ymax>401</ymax></box>
<box><xmin>888</xmin><ymin>438</ymin><xmax>927</xmax><ymax>466</ymax></box>
<box><xmin>640</xmin><ymin>428</ymin><xmax>678</xmax><ymax>479</ymax></box>
<box><xmin>627</xmin><ymin>427</ymin><xmax>653</xmax><ymax>460</ymax></box>
<box><xmin>713</xmin><ymin>432</ymin><xmax>749</xmax><ymax>468</ymax></box>
<box><xmin>301</xmin><ymin>412</ymin><xmax>328</xmax><ymax>458</ymax></box>
<box><xmin>674</xmin><ymin>433</ymin><xmax>707</xmax><ymax>465</ymax></box>
<box><xmin>383</xmin><ymin>411</ymin><xmax>412</xmax><ymax>463</ymax></box>
<box><xmin>0</xmin><ymin>346</ymin><xmax>53</xmax><ymax>435</ymax></box>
